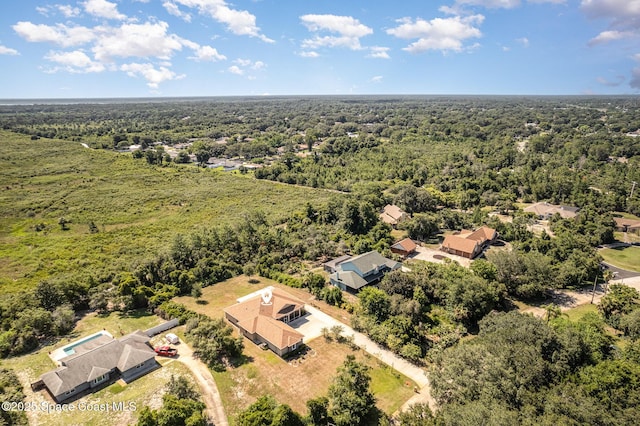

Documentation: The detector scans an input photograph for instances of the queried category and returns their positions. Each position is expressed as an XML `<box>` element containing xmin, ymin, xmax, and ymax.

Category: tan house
<box><xmin>379</xmin><ymin>204</ymin><xmax>410</xmax><ymax>227</ymax></box>
<box><xmin>390</xmin><ymin>238</ymin><xmax>418</xmax><ymax>258</ymax></box>
<box><xmin>440</xmin><ymin>226</ymin><xmax>498</xmax><ymax>259</ymax></box>
<box><xmin>614</xmin><ymin>217</ymin><xmax>640</xmax><ymax>235</ymax></box>
<box><xmin>224</xmin><ymin>287</ymin><xmax>305</xmax><ymax>357</ymax></box>
<box><xmin>523</xmin><ymin>202</ymin><xmax>579</xmax><ymax>219</ymax></box>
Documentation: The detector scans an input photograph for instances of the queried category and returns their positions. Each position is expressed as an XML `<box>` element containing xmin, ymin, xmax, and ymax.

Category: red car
<box><xmin>154</xmin><ymin>346</ymin><xmax>178</xmax><ymax>357</ymax></box>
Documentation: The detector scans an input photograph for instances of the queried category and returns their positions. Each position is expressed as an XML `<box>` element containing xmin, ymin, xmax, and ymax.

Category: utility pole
<box><xmin>590</xmin><ymin>274</ymin><xmax>598</xmax><ymax>304</ymax></box>
<box><xmin>631</xmin><ymin>181</ymin><xmax>637</xmax><ymax>199</ymax></box>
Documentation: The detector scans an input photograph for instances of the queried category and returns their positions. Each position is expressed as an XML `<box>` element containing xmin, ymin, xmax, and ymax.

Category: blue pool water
<box><xmin>62</xmin><ymin>332</ymin><xmax>108</xmax><ymax>356</ymax></box>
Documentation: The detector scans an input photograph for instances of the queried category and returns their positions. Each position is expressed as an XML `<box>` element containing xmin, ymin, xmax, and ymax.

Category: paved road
<box><xmin>302</xmin><ymin>306</ymin><xmax>436</xmax><ymax>411</ymax></box>
<box><xmin>172</xmin><ymin>342</ymin><xmax>229</xmax><ymax>426</ymax></box>
<box><xmin>602</xmin><ymin>262</ymin><xmax>640</xmax><ymax>281</ymax></box>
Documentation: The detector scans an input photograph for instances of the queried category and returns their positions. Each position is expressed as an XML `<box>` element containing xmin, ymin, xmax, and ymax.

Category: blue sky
<box><xmin>0</xmin><ymin>0</ymin><xmax>639</xmax><ymax>97</ymax></box>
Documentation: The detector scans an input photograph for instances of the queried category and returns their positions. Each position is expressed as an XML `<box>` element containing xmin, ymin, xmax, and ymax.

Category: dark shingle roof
<box><xmin>41</xmin><ymin>331</ymin><xmax>155</xmax><ymax>398</ymax></box>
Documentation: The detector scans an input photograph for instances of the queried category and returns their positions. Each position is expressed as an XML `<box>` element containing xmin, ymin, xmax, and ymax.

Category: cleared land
<box><xmin>1</xmin><ymin>310</ymin><xmax>189</xmax><ymax>426</ymax></box>
<box><xmin>214</xmin><ymin>338</ymin><xmax>415</xmax><ymax>424</ymax></box>
<box><xmin>0</xmin><ymin>131</ymin><xmax>341</xmax><ymax>293</ymax></box>
<box><xmin>175</xmin><ymin>276</ymin><xmax>415</xmax><ymax>422</ymax></box>
<box><xmin>174</xmin><ymin>275</ymin><xmax>352</xmax><ymax>324</ymax></box>
<box><xmin>600</xmin><ymin>246</ymin><xmax>640</xmax><ymax>272</ymax></box>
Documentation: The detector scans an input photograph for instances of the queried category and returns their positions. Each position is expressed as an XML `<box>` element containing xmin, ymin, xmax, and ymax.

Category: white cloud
<box><xmin>300</xmin><ymin>14</ymin><xmax>373</xmax><ymax>51</ymax></box>
<box><xmin>58</xmin><ymin>5</ymin><xmax>82</xmax><ymax>18</ymax></box>
<box><xmin>228</xmin><ymin>58</ymin><xmax>266</xmax><ymax>77</ymax></box>
<box><xmin>582</xmin><ymin>1</ymin><xmax>640</xmax><ymax>89</ymax></box>
<box><xmin>582</xmin><ymin>0</ymin><xmax>640</xmax><ymax>44</ymax></box>
<box><xmin>299</xmin><ymin>51</ymin><xmax>319</xmax><ymax>58</ymax></box>
<box><xmin>453</xmin><ymin>0</ymin><xmax>565</xmax><ymax>8</ymax></box>
<box><xmin>0</xmin><ymin>45</ymin><xmax>19</xmax><ymax>55</ymax></box>
<box><xmin>173</xmin><ymin>0</ymin><xmax>273</xmax><ymax>42</ymax></box>
<box><xmin>367</xmin><ymin>46</ymin><xmax>390</xmax><ymax>59</ymax></box>
<box><xmin>189</xmin><ymin>45</ymin><xmax>225</xmax><ymax>61</ymax></box>
<box><xmin>228</xmin><ymin>65</ymin><xmax>243</xmax><ymax>75</ymax></box>
<box><xmin>13</xmin><ymin>22</ymin><xmax>96</xmax><ymax>47</ymax></box>
<box><xmin>589</xmin><ymin>30</ymin><xmax>636</xmax><ymax>45</ymax></box>
<box><xmin>120</xmin><ymin>62</ymin><xmax>184</xmax><ymax>88</ymax></box>
<box><xmin>234</xmin><ymin>58</ymin><xmax>252</xmax><ymax>67</ymax></box>
<box><xmin>516</xmin><ymin>37</ymin><xmax>530</xmax><ymax>47</ymax></box>
<box><xmin>455</xmin><ymin>0</ymin><xmax>521</xmax><ymax>8</ymax></box>
<box><xmin>581</xmin><ymin>0</ymin><xmax>640</xmax><ymax>22</ymax></box>
<box><xmin>45</xmin><ymin>50</ymin><xmax>105</xmax><ymax>72</ymax></box>
<box><xmin>82</xmin><ymin>0</ymin><xmax>126</xmax><ymax>20</ymax></box>
<box><xmin>92</xmin><ymin>22</ymin><xmax>183</xmax><ymax>62</ymax></box>
<box><xmin>387</xmin><ymin>15</ymin><xmax>484</xmax><ymax>53</ymax></box>
<box><xmin>163</xmin><ymin>1</ymin><xmax>192</xmax><ymax>22</ymax></box>
<box><xmin>370</xmin><ymin>75</ymin><xmax>383</xmax><ymax>83</ymax></box>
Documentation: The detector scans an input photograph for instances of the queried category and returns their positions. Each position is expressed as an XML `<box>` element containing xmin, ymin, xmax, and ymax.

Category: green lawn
<box><xmin>1</xmin><ymin>310</ymin><xmax>163</xmax><ymax>378</ymax></box>
<box><xmin>212</xmin><ymin>338</ymin><xmax>416</xmax><ymax>424</ymax></box>
<box><xmin>563</xmin><ymin>303</ymin><xmax>598</xmax><ymax>322</ymax></box>
<box><xmin>600</xmin><ymin>246</ymin><xmax>640</xmax><ymax>272</ymax></box>
<box><xmin>0</xmin><ymin>131</ymin><xmax>341</xmax><ymax>293</ymax></box>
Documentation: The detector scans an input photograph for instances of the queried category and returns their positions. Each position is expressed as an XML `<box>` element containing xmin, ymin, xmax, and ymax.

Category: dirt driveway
<box><xmin>294</xmin><ymin>306</ymin><xmax>436</xmax><ymax>412</ymax></box>
<box><xmin>408</xmin><ymin>245</ymin><xmax>471</xmax><ymax>268</ymax></box>
<box><xmin>170</xmin><ymin>342</ymin><xmax>228</xmax><ymax>426</ymax></box>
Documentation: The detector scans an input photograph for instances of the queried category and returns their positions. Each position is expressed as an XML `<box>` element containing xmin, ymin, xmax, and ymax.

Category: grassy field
<box><xmin>176</xmin><ymin>276</ymin><xmax>413</xmax><ymax>422</ymax></box>
<box><xmin>563</xmin><ymin>303</ymin><xmax>598</xmax><ymax>322</ymax></box>
<box><xmin>0</xmin><ymin>131</ymin><xmax>341</xmax><ymax>293</ymax></box>
<box><xmin>600</xmin><ymin>246</ymin><xmax>640</xmax><ymax>272</ymax></box>
<box><xmin>0</xmin><ymin>310</ymin><xmax>184</xmax><ymax>425</ymax></box>
<box><xmin>214</xmin><ymin>338</ymin><xmax>416</xmax><ymax>424</ymax></box>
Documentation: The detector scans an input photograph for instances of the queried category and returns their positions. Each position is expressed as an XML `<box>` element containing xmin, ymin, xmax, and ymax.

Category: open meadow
<box><xmin>0</xmin><ymin>131</ymin><xmax>340</xmax><ymax>293</ymax></box>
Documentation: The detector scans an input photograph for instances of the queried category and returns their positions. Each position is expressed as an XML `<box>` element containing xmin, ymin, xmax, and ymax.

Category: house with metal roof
<box><xmin>328</xmin><ymin>250</ymin><xmax>401</xmax><ymax>292</ymax></box>
<box><xmin>40</xmin><ymin>330</ymin><xmax>157</xmax><ymax>403</ymax></box>
<box><xmin>224</xmin><ymin>287</ymin><xmax>305</xmax><ymax>357</ymax></box>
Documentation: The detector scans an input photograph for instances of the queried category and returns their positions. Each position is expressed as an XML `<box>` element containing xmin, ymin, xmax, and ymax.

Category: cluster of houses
<box><xmin>39</xmin><ymin>198</ymin><xmax>626</xmax><ymax>404</ymax></box>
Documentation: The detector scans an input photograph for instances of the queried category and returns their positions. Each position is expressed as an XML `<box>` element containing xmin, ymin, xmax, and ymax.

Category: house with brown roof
<box><xmin>614</xmin><ymin>217</ymin><xmax>640</xmax><ymax>235</ymax></box>
<box><xmin>523</xmin><ymin>202</ymin><xmax>579</xmax><ymax>219</ymax></box>
<box><xmin>40</xmin><ymin>330</ymin><xmax>157</xmax><ymax>403</ymax></box>
<box><xmin>440</xmin><ymin>226</ymin><xmax>498</xmax><ymax>259</ymax></box>
<box><xmin>224</xmin><ymin>287</ymin><xmax>305</xmax><ymax>357</ymax></box>
<box><xmin>379</xmin><ymin>204</ymin><xmax>410</xmax><ymax>227</ymax></box>
<box><xmin>390</xmin><ymin>238</ymin><xmax>417</xmax><ymax>258</ymax></box>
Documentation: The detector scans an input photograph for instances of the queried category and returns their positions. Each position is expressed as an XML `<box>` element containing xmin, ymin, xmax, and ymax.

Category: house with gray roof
<box><xmin>40</xmin><ymin>330</ymin><xmax>157</xmax><ymax>403</ymax></box>
<box><xmin>329</xmin><ymin>250</ymin><xmax>401</xmax><ymax>292</ymax></box>
<box><xmin>523</xmin><ymin>202</ymin><xmax>579</xmax><ymax>219</ymax></box>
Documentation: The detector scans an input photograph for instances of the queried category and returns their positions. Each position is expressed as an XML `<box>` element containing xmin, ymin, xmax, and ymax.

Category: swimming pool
<box><xmin>60</xmin><ymin>330</ymin><xmax>113</xmax><ymax>356</ymax></box>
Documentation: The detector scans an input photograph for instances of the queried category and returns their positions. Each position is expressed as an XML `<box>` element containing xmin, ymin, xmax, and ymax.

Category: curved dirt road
<box><xmin>172</xmin><ymin>343</ymin><xmax>228</xmax><ymax>426</ymax></box>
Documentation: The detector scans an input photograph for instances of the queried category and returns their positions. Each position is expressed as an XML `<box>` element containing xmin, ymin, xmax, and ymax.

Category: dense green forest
<box><xmin>1</xmin><ymin>96</ymin><xmax>640</xmax><ymax>425</ymax></box>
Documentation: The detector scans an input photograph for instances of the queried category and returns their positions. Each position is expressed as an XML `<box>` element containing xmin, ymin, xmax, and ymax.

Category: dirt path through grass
<box><xmin>172</xmin><ymin>343</ymin><xmax>228</xmax><ymax>426</ymax></box>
